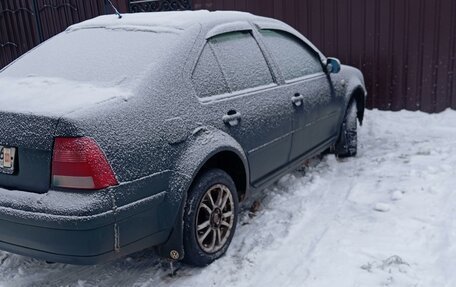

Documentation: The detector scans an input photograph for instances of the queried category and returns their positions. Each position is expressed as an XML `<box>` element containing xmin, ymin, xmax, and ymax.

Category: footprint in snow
<box><xmin>361</xmin><ymin>255</ymin><xmax>410</xmax><ymax>273</ymax></box>
<box><xmin>391</xmin><ymin>190</ymin><xmax>405</xmax><ymax>201</ymax></box>
<box><xmin>374</xmin><ymin>203</ymin><xmax>391</xmax><ymax>212</ymax></box>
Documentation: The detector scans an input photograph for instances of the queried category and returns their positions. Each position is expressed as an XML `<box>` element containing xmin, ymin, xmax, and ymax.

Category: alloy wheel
<box><xmin>195</xmin><ymin>184</ymin><xmax>235</xmax><ymax>254</ymax></box>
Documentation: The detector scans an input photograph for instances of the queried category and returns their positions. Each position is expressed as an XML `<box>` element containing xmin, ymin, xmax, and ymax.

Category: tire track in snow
<box><xmin>0</xmin><ymin>156</ymin><xmax>361</xmax><ymax>287</ymax></box>
<box><xmin>279</xmin><ymin>161</ymin><xmax>359</xmax><ymax>287</ymax></box>
<box><xmin>184</xmin><ymin>157</ymin><xmax>359</xmax><ymax>287</ymax></box>
<box><xmin>1</xmin><ymin>110</ymin><xmax>456</xmax><ymax>286</ymax></box>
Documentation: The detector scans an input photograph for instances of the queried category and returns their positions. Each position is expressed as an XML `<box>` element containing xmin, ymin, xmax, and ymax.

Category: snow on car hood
<box><xmin>0</xmin><ymin>76</ymin><xmax>131</xmax><ymax>117</ymax></box>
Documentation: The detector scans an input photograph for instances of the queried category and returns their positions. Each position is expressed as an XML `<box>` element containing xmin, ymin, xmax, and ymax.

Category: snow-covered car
<box><xmin>0</xmin><ymin>10</ymin><xmax>366</xmax><ymax>266</ymax></box>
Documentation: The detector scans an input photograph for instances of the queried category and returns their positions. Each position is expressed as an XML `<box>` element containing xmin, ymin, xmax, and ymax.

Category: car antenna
<box><xmin>106</xmin><ymin>0</ymin><xmax>122</xmax><ymax>19</ymax></box>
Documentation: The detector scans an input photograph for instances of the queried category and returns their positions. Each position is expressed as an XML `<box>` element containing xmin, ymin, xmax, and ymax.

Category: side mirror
<box><xmin>325</xmin><ymin>57</ymin><xmax>341</xmax><ymax>74</ymax></box>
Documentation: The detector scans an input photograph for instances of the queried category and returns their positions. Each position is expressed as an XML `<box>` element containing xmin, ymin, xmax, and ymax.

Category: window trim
<box><xmin>206</xmin><ymin>21</ymin><xmax>253</xmax><ymax>40</ymax></box>
<box><xmin>191</xmin><ymin>42</ymin><xmax>230</xmax><ymax>98</ymax></box>
<box><xmin>254</xmin><ymin>21</ymin><xmax>325</xmax><ymax>61</ymax></box>
<box><xmin>192</xmin><ymin>30</ymin><xmax>276</xmax><ymax>100</ymax></box>
<box><xmin>284</xmin><ymin>72</ymin><xmax>326</xmax><ymax>85</ymax></box>
<box><xmin>199</xmin><ymin>83</ymin><xmax>279</xmax><ymax>104</ymax></box>
<box><xmin>258</xmin><ymin>28</ymin><xmax>326</xmax><ymax>83</ymax></box>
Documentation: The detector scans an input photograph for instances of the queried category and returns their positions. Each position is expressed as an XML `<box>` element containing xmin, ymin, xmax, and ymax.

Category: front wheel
<box><xmin>335</xmin><ymin>101</ymin><xmax>358</xmax><ymax>158</ymax></box>
<box><xmin>183</xmin><ymin>169</ymin><xmax>239</xmax><ymax>266</ymax></box>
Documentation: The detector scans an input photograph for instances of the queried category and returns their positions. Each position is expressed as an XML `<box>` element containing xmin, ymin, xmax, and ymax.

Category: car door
<box><xmin>259</xmin><ymin>29</ymin><xmax>341</xmax><ymax>161</ymax></box>
<box><xmin>191</xmin><ymin>30</ymin><xmax>295</xmax><ymax>183</ymax></box>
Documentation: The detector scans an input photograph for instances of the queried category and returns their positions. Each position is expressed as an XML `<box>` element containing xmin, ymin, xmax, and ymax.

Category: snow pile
<box><xmin>0</xmin><ymin>77</ymin><xmax>131</xmax><ymax>117</ymax></box>
<box><xmin>0</xmin><ymin>109</ymin><xmax>456</xmax><ymax>286</ymax></box>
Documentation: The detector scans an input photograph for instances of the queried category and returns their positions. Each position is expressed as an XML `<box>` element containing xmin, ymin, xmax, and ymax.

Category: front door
<box><xmin>259</xmin><ymin>29</ymin><xmax>339</xmax><ymax>160</ymax></box>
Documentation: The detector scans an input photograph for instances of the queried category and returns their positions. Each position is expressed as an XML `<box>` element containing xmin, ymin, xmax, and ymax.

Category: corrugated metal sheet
<box><xmin>0</xmin><ymin>0</ymin><xmax>106</xmax><ymax>69</ymax></box>
<box><xmin>0</xmin><ymin>0</ymin><xmax>180</xmax><ymax>70</ymax></box>
<box><xmin>128</xmin><ymin>0</ymin><xmax>191</xmax><ymax>12</ymax></box>
<box><xmin>34</xmin><ymin>0</ymin><xmax>106</xmax><ymax>42</ymax></box>
<box><xmin>0</xmin><ymin>0</ymin><xmax>39</xmax><ymax>69</ymax></box>
<box><xmin>193</xmin><ymin>0</ymin><xmax>456</xmax><ymax>112</ymax></box>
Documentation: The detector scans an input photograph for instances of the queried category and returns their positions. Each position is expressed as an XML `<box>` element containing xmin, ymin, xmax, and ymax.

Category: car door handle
<box><xmin>223</xmin><ymin>110</ymin><xmax>242</xmax><ymax>127</ymax></box>
<box><xmin>291</xmin><ymin>93</ymin><xmax>304</xmax><ymax>107</ymax></box>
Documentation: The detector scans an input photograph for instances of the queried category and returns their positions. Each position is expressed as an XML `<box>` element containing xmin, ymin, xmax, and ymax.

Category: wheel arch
<box><xmin>338</xmin><ymin>65</ymin><xmax>367</xmax><ymax>126</ymax></box>
<box><xmin>192</xmin><ymin>150</ymin><xmax>248</xmax><ymax>202</ymax></box>
<box><xmin>157</xmin><ymin>127</ymin><xmax>249</xmax><ymax>261</ymax></box>
<box><xmin>350</xmin><ymin>86</ymin><xmax>366</xmax><ymax>126</ymax></box>
<box><xmin>174</xmin><ymin>129</ymin><xmax>249</xmax><ymax>202</ymax></box>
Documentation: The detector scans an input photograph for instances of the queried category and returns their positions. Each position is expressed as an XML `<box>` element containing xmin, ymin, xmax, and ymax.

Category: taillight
<box><xmin>51</xmin><ymin>137</ymin><xmax>118</xmax><ymax>190</ymax></box>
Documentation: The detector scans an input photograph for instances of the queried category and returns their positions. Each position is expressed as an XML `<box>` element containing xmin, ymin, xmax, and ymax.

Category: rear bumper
<box><xmin>0</xmin><ymin>189</ymin><xmax>114</xmax><ymax>264</ymax></box>
<box><xmin>0</xmin><ymin>217</ymin><xmax>116</xmax><ymax>265</ymax></box>
<box><xmin>0</xmin><ymin>220</ymin><xmax>169</xmax><ymax>265</ymax></box>
<box><xmin>0</xmin><ymin>171</ymin><xmax>185</xmax><ymax>264</ymax></box>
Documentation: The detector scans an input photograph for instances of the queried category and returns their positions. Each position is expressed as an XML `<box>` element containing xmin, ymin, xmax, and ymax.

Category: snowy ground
<box><xmin>0</xmin><ymin>109</ymin><xmax>455</xmax><ymax>287</ymax></box>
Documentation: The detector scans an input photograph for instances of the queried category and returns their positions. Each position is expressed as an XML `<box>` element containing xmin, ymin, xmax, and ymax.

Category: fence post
<box><xmin>31</xmin><ymin>0</ymin><xmax>44</xmax><ymax>43</ymax></box>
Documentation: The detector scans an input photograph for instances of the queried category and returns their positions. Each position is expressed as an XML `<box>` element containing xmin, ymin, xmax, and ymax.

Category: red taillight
<box><xmin>51</xmin><ymin>137</ymin><xmax>118</xmax><ymax>190</ymax></box>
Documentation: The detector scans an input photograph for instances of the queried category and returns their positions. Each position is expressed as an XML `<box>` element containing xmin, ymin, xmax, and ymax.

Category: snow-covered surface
<box><xmin>1</xmin><ymin>28</ymin><xmax>182</xmax><ymax>87</ymax></box>
<box><xmin>67</xmin><ymin>11</ymin><xmax>255</xmax><ymax>32</ymax></box>
<box><xmin>0</xmin><ymin>77</ymin><xmax>130</xmax><ymax>117</ymax></box>
<box><xmin>0</xmin><ymin>109</ymin><xmax>455</xmax><ymax>286</ymax></box>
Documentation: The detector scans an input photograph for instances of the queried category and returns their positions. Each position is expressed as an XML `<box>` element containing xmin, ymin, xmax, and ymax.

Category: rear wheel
<box><xmin>335</xmin><ymin>100</ymin><xmax>358</xmax><ymax>158</ymax></box>
<box><xmin>183</xmin><ymin>169</ymin><xmax>239</xmax><ymax>266</ymax></box>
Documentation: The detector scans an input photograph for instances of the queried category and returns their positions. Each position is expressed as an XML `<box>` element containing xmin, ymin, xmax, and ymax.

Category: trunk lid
<box><xmin>0</xmin><ymin>112</ymin><xmax>58</xmax><ymax>193</ymax></box>
<box><xmin>0</xmin><ymin>76</ymin><xmax>130</xmax><ymax>193</ymax></box>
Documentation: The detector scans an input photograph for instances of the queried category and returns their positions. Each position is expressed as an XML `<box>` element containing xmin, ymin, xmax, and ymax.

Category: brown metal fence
<box><xmin>0</xmin><ymin>0</ymin><xmax>176</xmax><ymax>70</ymax></box>
<box><xmin>193</xmin><ymin>0</ymin><xmax>456</xmax><ymax>113</ymax></box>
<box><xmin>0</xmin><ymin>0</ymin><xmax>108</xmax><ymax>69</ymax></box>
<box><xmin>1</xmin><ymin>0</ymin><xmax>456</xmax><ymax>112</ymax></box>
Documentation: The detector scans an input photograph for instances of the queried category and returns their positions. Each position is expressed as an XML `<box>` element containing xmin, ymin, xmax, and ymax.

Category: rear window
<box><xmin>1</xmin><ymin>29</ymin><xmax>181</xmax><ymax>86</ymax></box>
<box><xmin>192</xmin><ymin>44</ymin><xmax>230</xmax><ymax>98</ymax></box>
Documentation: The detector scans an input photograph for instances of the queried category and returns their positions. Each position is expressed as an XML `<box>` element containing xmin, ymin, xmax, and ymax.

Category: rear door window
<box><xmin>192</xmin><ymin>44</ymin><xmax>229</xmax><ymax>98</ymax></box>
<box><xmin>260</xmin><ymin>29</ymin><xmax>323</xmax><ymax>81</ymax></box>
<box><xmin>209</xmin><ymin>31</ymin><xmax>274</xmax><ymax>92</ymax></box>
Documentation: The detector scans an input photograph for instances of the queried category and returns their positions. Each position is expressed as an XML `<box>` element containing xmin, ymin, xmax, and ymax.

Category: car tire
<box><xmin>335</xmin><ymin>100</ymin><xmax>358</xmax><ymax>158</ymax></box>
<box><xmin>182</xmin><ymin>168</ymin><xmax>239</xmax><ymax>267</ymax></box>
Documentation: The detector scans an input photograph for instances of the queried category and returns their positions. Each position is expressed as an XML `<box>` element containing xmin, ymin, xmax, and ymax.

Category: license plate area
<box><xmin>0</xmin><ymin>146</ymin><xmax>16</xmax><ymax>175</ymax></box>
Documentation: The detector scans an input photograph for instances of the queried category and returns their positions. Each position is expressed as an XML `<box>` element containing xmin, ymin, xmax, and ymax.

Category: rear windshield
<box><xmin>1</xmin><ymin>28</ymin><xmax>180</xmax><ymax>86</ymax></box>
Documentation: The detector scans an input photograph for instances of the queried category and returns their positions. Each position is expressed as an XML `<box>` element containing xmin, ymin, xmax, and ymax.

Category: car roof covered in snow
<box><xmin>67</xmin><ymin>10</ymin><xmax>273</xmax><ymax>34</ymax></box>
<box><xmin>66</xmin><ymin>10</ymin><xmax>324</xmax><ymax>60</ymax></box>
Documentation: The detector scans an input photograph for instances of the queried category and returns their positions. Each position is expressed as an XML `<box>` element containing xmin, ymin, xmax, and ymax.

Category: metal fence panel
<box><xmin>129</xmin><ymin>0</ymin><xmax>191</xmax><ymax>12</ymax></box>
<box><xmin>35</xmin><ymin>0</ymin><xmax>105</xmax><ymax>42</ymax></box>
<box><xmin>0</xmin><ymin>0</ymin><xmax>106</xmax><ymax>69</ymax></box>
<box><xmin>0</xmin><ymin>0</ymin><xmax>39</xmax><ymax>69</ymax></box>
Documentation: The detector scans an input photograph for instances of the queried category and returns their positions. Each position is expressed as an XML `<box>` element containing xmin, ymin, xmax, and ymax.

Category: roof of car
<box><xmin>65</xmin><ymin>10</ymin><xmax>324</xmax><ymax>59</ymax></box>
<box><xmin>67</xmin><ymin>10</ymin><xmax>269</xmax><ymax>33</ymax></box>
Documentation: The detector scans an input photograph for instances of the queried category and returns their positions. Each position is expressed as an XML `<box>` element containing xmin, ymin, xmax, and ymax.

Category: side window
<box><xmin>260</xmin><ymin>30</ymin><xmax>323</xmax><ymax>81</ymax></box>
<box><xmin>192</xmin><ymin>44</ymin><xmax>229</xmax><ymax>98</ymax></box>
<box><xmin>209</xmin><ymin>31</ymin><xmax>274</xmax><ymax>92</ymax></box>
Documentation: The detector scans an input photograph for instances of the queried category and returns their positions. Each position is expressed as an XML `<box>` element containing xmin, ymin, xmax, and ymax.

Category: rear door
<box><xmin>259</xmin><ymin>29</ymin><xmax>341</xmax><ymax>161</ymax></box>
<box><xmin>192</xmin><ymin>30</ymin><xmax>295</xmax><ymax>183</ymax></box>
